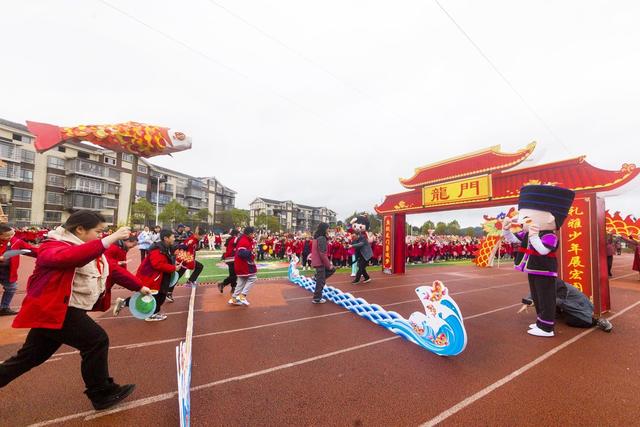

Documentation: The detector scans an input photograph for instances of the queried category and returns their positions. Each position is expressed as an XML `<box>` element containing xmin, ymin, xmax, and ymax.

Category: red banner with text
<box><xmin>383</xmin><ymin>215</ymin><xmax>393</xmax><ymax>271</ymax></box>
<box><xmin>560</xmin><ymin>197</ymin><xmax>593</xmax><ymax>299</ymax></box>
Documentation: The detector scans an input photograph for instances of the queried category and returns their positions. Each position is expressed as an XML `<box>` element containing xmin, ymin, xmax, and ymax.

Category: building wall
<box><xmin>0</xmin><ymin>119</ymin><xmax>237</xmax><ymax>228</ymax></box>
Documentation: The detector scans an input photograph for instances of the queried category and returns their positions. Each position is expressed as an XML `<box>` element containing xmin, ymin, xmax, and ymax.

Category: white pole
<box><xmin>155</xmin><ymin>175</ymin><xmax>160</xmax><ymax>225</ymax></box>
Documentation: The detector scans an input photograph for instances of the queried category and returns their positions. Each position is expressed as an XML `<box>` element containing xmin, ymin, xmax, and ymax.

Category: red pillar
<box><xmin>393</xmin><ymin>214</ymin><xmax>406</xmax><ymax>274</ymax></box>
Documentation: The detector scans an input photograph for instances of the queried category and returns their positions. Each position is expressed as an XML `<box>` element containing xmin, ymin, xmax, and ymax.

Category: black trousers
<box><xmin>221</xmin><ymin>261</ymin><xmax>237</xmax><ymax>291</ymax></box>
<box><xmin>528</xmin><ymin>274</ymin><xmax>556</xmax><ymax>332</ymax></box>
<box><xmin>563</xmin><ymin>312</ymin><xmax>597</xmax><ymax>328</ymax></box>
<box><xmin>177</xmin><ymin>260</ymin><xmax>204</xmax><ymax>283</ymax></box>
<box><xmin>313</xmin><ymin>266</ymin><xmax>336</xmax><ymax>300</ymax></box>
<box><xmin>354</xmin><ymin>254</ymin><xmax>370</xmax><ymax>282</ymax></box>
<box><xmin>140</xmin><ymin>249</ymin><xmax>148</xmax><ymax>260</ymax></box>
<box><xmin>0</xmin><ymin>307</ymin><xmax>111</xmax><ymax>396</ymax></box>
<box><xmin>607</xmin><ymin>256</ymin><xmax>613</xmax><ymax>276</ymax></box>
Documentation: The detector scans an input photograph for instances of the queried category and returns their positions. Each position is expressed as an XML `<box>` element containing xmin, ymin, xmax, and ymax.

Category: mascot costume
<box><xmin>350</xmin><ymin>214</ymin><xmax>373</xmax><ymax>284</ymax></box>
<box><xmin>502</xmin><ymin>184</ymin><xmax>575</xmax><ymax>337</ymax></box>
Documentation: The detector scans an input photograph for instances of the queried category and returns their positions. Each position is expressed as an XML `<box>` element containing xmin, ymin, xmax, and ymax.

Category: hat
<box><xmin>518</xmin><ymin>185</ymin><xmax>575</xmax><ymax>228</ymax></box>
<box><xmin>129</xmin><ymin>292</ymin><xmax>157</xmax><ymax>320</ymax></box>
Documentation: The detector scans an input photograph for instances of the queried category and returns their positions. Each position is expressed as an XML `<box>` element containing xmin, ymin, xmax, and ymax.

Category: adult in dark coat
<box><xmin>520</xmin><ymin>279</ymin><xmax>612</xmax><ymax>331</ymax></box>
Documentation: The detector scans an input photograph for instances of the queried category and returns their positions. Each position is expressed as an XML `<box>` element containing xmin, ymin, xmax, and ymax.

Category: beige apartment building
<box><xmin>249</xmin><ymin>197</ymin><xmax>337</xmax><ymax>233</ymax></box>
<box><xmin>0</xmin><ymin>118</ymin><xmax>235</xmax><ymax>227</ymax></box>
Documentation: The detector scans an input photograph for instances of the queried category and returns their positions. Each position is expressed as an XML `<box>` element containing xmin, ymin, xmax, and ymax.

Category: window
<box><xmin>20</xmin><ymin>168</ymin><xmax>33</xmax><ymax>183</ymax></box>
<box><xmin>47</xmin><ymin>156</ymin><xmax>66</xmax><ymax>169</ymax></box>
<box><xmin>136</xmin><ymin>176</ymin><xmax>148</xmax><ymax>186</ymax></box>
<box><xmin>44</xmin><ymin>211</ymin><xmax>62</xmax><ymax>223</ymax></box>
<box><xmin>122</xmin><ymin>153</ymin><xmax>134</xmax><ymax>163</ymax></box>
<box><xmin>46</xmin><ymin>191</ymin><xmax>64</xmax><ymax>205</ymax></box>
<box><xmin>21</xmin><ymin>149</ymin><xmax>35</xmax><ymax>164</ymax></box>
<box><xmin>78</xmin><ymin>152</ymin><xmax>90</xmax><ymax>159</ymax></box>
<box><xmin>58</xmin><ymin>146</ymin><xmax>66</xmax><ymax>153</ymax></box>
<box><xmin>47</xmin><ymin>173</ymin><xmax>65</xmax><ymax>187</ymax></box>
<box><xmin>13</xmin><ymin>188</ymin><xmax>32</xmax><ymax>202</ymax></box>
<box><xmin>12</xmin><ymin>133</ymin><xmax>22</xmax><ymax>141</ymax></box>
<box><xmin>136</xmin><ymin>190</ymin><xmax>147</xmax><ymax>199</ymax></box>
<box><xmin>108</xmin><ymin>168</ymin><xmax>120</xmax><ymax>180</ymax></box>
<box><xmin>14</xmin><ymin>208</ymin><xmax>31</xmax><ymax>221</ymax></box>
<box><xmin>137</xmin><ymin>164</ymin><xmax>148</xmax><ymax>174</ymax></box>
<box><xmin>107</xmin><ymin>183</ymin><xmax>119</xmax><ymax>194</ymax></box>
<box><xmin>103</xmin><ymin>215</ymin><xmax>114</xmax><ymax>224</ymax></box>
<box><xmin>104</xmin><ymin>157</ymin><xmax>116</xmax><ymax>166</ymax></box>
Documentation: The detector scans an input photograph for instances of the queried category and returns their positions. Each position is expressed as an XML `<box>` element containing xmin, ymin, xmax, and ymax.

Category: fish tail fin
<box><xmin>26</xmin><ymin>121</ymin><xmax>63</xmax><ymax>152</ymax></box>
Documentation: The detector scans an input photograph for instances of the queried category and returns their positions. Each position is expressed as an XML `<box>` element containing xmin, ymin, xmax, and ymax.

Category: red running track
<box><xmin>1</xmin><ymin>254</ymin><xmax>639</xmax><ymax>426</ymax></box>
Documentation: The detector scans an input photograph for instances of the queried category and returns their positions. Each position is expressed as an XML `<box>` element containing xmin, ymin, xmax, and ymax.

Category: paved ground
<box><xmin>1</xmin><ymin>253</ymin><xmax>638</xmax><ymax>426</ymax></box>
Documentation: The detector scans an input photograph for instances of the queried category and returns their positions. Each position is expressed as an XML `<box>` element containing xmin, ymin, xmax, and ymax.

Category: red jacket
<box><xmin>234</xmin><ymin>234</ymin><xmax>257</xmax><ymax>276</ymax></box>
<box><xmin>13</xmin><ymin>239</ymin><xmax>106</xmax><ymax>330</ymax></box>
<box><xmin>223</xmin><ymin>236</ymin><xmax>238</xmax><ymax>262</ymax></box>
<box><xmin>136</xmin><ymin>245</ymin><xmax>177</xmax><ymax>291</ymax></box>
<box><xmin>95</xmin><ymin>243</ymin><xmax>143</xmax><ymax>312</ymax></box>
<box><xmin>1</xmin><ymin>236</ymin><xmax>38</xmax><ymax>283</ymax></box>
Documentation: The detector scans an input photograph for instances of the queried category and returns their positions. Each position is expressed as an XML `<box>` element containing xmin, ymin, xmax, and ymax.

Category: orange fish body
<box><xmin>27</xmin><ymin>120</ymin><xmax>192</xmax><ymax>158</ymax></box>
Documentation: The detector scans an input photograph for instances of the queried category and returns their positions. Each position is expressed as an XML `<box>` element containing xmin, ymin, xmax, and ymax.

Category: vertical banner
<box><xmin>393</xmin><ymin>214</ymin><xmax>406</xmax><ymax>274</ymax></box>
<box><xmin>559</xmin><ymin>197</ymin><xmax>593</xmax><ymax>303</ymax></box>
<box><xmin>382</xmin><ymin>215</ymin><xmax>393</xmax><ymax>273</ymax></box>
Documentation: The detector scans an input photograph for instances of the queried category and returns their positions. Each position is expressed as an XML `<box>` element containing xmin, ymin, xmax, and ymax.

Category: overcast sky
<box><xmin>2</xmin><ymin>0</ymin><xmax>639</xmax><ymax>227</ymax></box>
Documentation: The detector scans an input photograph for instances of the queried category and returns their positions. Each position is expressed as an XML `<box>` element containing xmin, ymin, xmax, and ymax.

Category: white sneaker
<box><xmin>350</xmin><ymin>273</ymin><xmax>356</xmax><ymax>277</ymax></box>
<box><xmin>145</xmin><ymin>313</ymin><xmax>167</xmax><ymax>322</ymax></box>
<box><xmin>527</xmin><ymin>326</ymin><xmax>554</xmax><ymax>337</ymax></box>
<box><xmin>529</xmin><ymin>323</ymin><xmax>536</xmax><ymax>329</ymax></box>
<box><xmin>228</xmin><ymin>297</ymin><xmax>244</xmax><ymax>306</ymax></box>
<box><xmin>239</xmin><ymin>295</ymin><xmax>250</xmax><ymax>306</ymax></box>
<box><xmin>113</xmin><ymin>298</ymin><xmax>126</xmax><ymax>316</ymax></box>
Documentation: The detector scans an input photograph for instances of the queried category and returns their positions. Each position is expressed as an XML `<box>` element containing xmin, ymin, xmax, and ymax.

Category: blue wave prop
<box><xmin>288</xmin><ymin>258</ymin><xmax>467</xmax><ymax>356</ymax></box>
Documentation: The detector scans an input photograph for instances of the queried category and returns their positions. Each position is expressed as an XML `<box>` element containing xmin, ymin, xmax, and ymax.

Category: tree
<box><xmin>195</xmin><ymin>208</ymin><xmax>212</xmax><ymax>223</ymax></box>
<box><xmin>217</xmin><ymin>208</ymin><xmax>250</xmax><ymax>230</ymax></box>
<box><xmin>158</xmin><ymin>199</ymin><xmax>188</xmax><ymax>227</ymax></box>
<box><xmin>255</xmin><ymin>213</ymin><xmax>281</xmax><ymax>232</ymax></box>
<box><xmin>421</xmin><ymin>220</ymin><xmax>435</xmax><ymax>235</ymax></box>
<box><xmin>131</xmin><ymin>197</ymin><xmax>155</xmax><ymax>225</ymax></box>
<box><xmin>462</xmin><ymin>226</ymin><xmax>476</xmax><ymax>237</ymax></box>
<box><xmin>435</xmin><ymin>221</ymin><xmax>447</xmax><ymax>235</ymax></box>
<box><xmin>446</xmin><ymin>220</ymin><xmax>461</xmax><ymax>235</ymax></box>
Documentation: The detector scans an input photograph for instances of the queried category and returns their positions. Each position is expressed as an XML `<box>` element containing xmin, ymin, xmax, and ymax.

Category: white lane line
<box><xmin>30</xmin><ymin>302</ymin><xmax>525</xmax><ymax>425</ymax></box>
<box><xmin>610</xmin><ymin>272</ymin><xmax>639</xmax><ymax>281</ymax></box>
<box><xmin>49</xmin><ymin>280</ymin><xmax>525</xmax><ymax>357</ymax></box>
<box><xmin>96</xmin><ymin>309</ymin><xmax>202</xmax><ymax>321</ymax></box>
<box><xmin>419</xmin><ymin>298</ymin><xmax>640</xmax><ymax>427</ymax></box>
<box><xmin>285</xmin><ymin>273</ymin><xmax>516</xmax><ymax>301</ymax></box>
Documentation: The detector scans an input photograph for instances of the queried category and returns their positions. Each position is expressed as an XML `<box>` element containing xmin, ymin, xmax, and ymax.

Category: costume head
<box><xmin>350</xmin><ymin>213</ymin><xmax>370</xmax><ymax>233</ymax></box>
<box><xmin>517</xmin><ymin>184</ymin><xmax>575</xmax><ymax>231</ymax></box>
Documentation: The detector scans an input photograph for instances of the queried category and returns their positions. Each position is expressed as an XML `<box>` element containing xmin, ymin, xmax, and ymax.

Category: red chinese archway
<box><xmin>375</xmin><ymin>142</ymin><xmax>639</xmax><ymax>314</ymax></box>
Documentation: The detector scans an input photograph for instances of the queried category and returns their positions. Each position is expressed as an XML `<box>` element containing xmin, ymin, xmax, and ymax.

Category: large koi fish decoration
<box><xmin>27</xmin><ymin>120</ymin><xmax>192</xmax><ymax>157</ymax></box>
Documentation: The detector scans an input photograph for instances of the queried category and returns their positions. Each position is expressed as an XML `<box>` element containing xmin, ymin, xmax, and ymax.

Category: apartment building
<box><xmin>249</xmin><ymin>197</ymin><xmax>337</xmax><ymax>232</ymax></box>
<box><xmin>0</xmin><ymin>118</ymin><xmax>235</xmax><ymax>227</ymax></box>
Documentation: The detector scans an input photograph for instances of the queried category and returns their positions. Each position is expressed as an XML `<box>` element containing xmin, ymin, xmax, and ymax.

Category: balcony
<box><xmin>66</xmin><ymin>159</ymin><xmax>120</xmax><ymax>182</ymax></box>
<box><xmin>66</xmin><ymin>177</ymin><xmax>106</xmax><ymax>195</ymax></box>
<box><xmin>64</xmin><ymin>194</ymin><xmax>117</xmax><ymax>210</ymax></box>
<box><xmin>0</xmin><ymin>164</ymin><xmax>21</xmax><ymax>182</ymax></box>
<box><xmin>185</xmin><ymin>199</ymin><xmax>208</xmax><ymax>209</ymax></box>
<box><xmin>0</xmin><ymin>142</ymin><xmax>21</xmax><ymax>163</ymax></box>
<box><xmin>185</xmin><ymin>188</ymin><xmax>206</xmax><ymax>199</ymax></box>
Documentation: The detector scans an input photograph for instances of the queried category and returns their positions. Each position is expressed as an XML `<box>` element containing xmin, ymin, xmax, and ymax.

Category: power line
<box><xmin>433</xmin><ymin>0</ymin><xmax>571</xmax><ymax>155</ymax></box>
<box><xmin>95</xmin><ymin>0</ymin><xmax>332</xmax><ymax>127</ymax></box>
<box><xmin>204</xmin><ymin>0</ymin><xmax>429</xmax><ymax>130</ymax></box>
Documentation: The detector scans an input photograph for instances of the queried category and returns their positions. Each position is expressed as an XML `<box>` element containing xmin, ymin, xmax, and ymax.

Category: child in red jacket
<box><xmin>105</xmin><ymin>236</ymin><xmax>152</xmax><ymax>316</ymax></box>
<box><xmin>135</xmin><ymin>229</ymin><xmax>182</xmax><ymax>321</ymax></box>
<box><xmin>0</xmin><ymin>224</ymin><xmax>38</xmax><ymax>316</ymax></box>
<box><xmin>0</xmin><ymin>211</ymin><xmax>135</xmax><ymax>410</ymax></box>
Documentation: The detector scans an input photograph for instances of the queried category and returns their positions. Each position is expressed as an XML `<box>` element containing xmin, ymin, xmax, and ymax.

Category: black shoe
<box><xmin>166</xmin><ymin>293</ymin><xmax>174</xmax><ymax>303</ymax></box>
<box><xmin>217</xmin><ymin>282</ymin><xmax>224</xmax><ymax>294</ymax></box>
<box><xmin>362</xmin><ymin>278</ymin><xmax>372</xmax><ymax>284</ymax></box>
<box><xmin>596</xmin><ymin>318</ymin><xmax>613</xmax><ymax>332</ymax></box>
<box><xmin>90</xmin><ymin>384</ymin><xmax>136</xmax><ymax>410</ymax></box>
<box><xmin>0</xmin><ymin>308</ymin><xmax>19</xmax><ymax>316</ymax></box>
<box><xmin>351</xmin><ymin>280</ymin><xmax>360</xmax><ymax>284</ymax></box>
